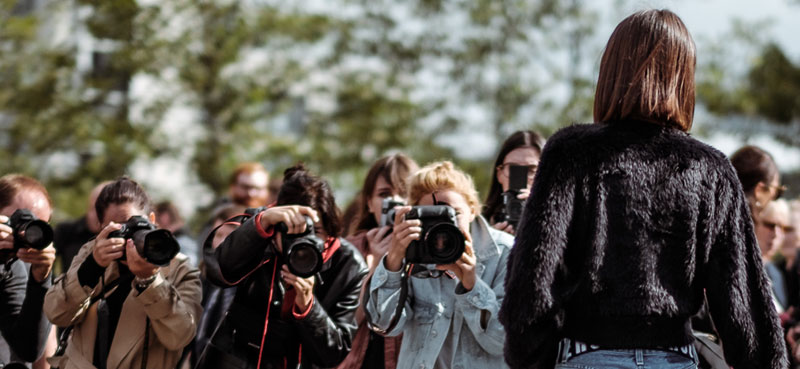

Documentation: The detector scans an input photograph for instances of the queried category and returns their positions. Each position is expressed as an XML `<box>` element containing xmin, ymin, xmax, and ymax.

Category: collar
<box><xmin>470</xmin><ymin>215</ymin><xmax>502</xmax><ymax>260</ymax></box>
<box><xmin>322</xmin><ymin>237</ymin><xmax>340</xmax><ymax>263</ymax></box>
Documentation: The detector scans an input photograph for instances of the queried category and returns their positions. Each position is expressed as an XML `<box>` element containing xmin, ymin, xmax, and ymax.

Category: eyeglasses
<box><xmin>409</xmin><ymin>264</ymin><xmax>455</xmax><ymax>279</ymax></box>
<box><xmin>497</xmin><ymin>163</ymin><xmax>538</xmax><ymax>178</ymax></box>
<box><xmin>760</xmin><ymin>220</ymin><xmax>789</xmax><ymax>232</ymax></box>
<box><xmin>769</xmin><ymin>184</ymin><xmax>788</xmax><ymax>200</ymax></box>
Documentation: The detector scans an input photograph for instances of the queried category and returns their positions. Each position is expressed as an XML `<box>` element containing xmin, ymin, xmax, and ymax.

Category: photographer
<box><xmin>43</xmin><ymin>177</ymin><xmax>202</xmax><ymax>369</ymax></box>
<box><xmin>0</xmin><ymin>174</ymin><xmax>55</xmax><ymax>366</ymax></box>
<box><xmin>198</xmin><ymin>165</ymin><xmax>368</xmax><ymax>369</ymax></box>
<box><xmin>482</xmin><ymin>131</ymin><xmax>545</xmax><ymax>235</ymax></box>
<box><xmin>337</xmin><ymin>153</ymin><xmax>418</xmax><ymax>369</ymax></box>
<box><xmin>366</xmin><ymin>161</ymin><xmax>513</xmax><ymax>369</ymax></box>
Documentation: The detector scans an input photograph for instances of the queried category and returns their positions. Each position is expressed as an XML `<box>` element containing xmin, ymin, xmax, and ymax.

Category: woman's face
<box><xmin>416</xmin><ymin>189</ymin><xmax>475</xmax><ymax>235</ymax></box>
<box><xmin>754</xmin><ymin>173</ymin><xmax>781</xmax><ymax>209</ymax></box>
<box><xmin>497</xmin><ymin>147</ymin><xmax>540</xmax><ymax>192</ymax></box>
<box><xmin>101</xmin><ymin>202</ymin><xmax>151</xmax><ymax>228</ymax></box>
<box><xmin>366</xmin><ymin>176</ymin><xmax>404</xmax><ymax>225</ymax></box>
<box><xmin>755</xmin><ymin>203</ymin><xmax>789</xmax><ymax>259</ymax></box>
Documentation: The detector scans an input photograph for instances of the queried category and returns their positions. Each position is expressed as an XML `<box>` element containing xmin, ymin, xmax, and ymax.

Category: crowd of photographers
<box><xmin>4</xmin><ymin>9</ymin><xmax>800</xmax><ymax>369</ymax></box>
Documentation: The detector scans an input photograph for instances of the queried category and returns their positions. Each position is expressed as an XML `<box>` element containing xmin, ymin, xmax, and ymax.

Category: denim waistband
<box><xmin>556</xmin><ymin>337</ymin><xmax>698</xmax><ymax>364</ymax></box>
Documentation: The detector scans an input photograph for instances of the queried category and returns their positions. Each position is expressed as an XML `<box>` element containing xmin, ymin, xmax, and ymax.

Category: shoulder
<box><xmin>488</xmin><ymin>227</ymin><xmax>514</xmax><ymax>252</ymax></box>
<box><xmin>335</xmin><ymin>238</ymin><xmax>368</xmax><ymax>272</ymax></box>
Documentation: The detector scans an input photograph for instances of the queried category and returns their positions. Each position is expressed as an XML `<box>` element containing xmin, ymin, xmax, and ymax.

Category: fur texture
<box><xmin>499</xmin><ymin>121</ymin><xmax>787</xmax><ymax>369</ymax></box>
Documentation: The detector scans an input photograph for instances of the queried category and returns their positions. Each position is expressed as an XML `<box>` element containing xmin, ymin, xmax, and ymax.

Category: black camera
<box><xmin>388</xmin><ymin>205</ymin><xmax>465</xmax><ymax>265</ymax></box>
<box><xmin>5</xmin><ymin>209</ymin><xmax>53</xmax><ymax>250</ymax></box>
<box><xmin>108</xmin><ymin>216</ymin><xmax>180</xmax><ymax>267</ymax></box>
<box><xmin>1</xmin><ymin>209</ymin><xmax>53</xmax><ymax>262</ymax></box>
<box><xmin>499</xmin><ymin>164</ymin><xmax>529</xmax><ymax>226</ymax></box>
<box><xmin>276</xmin><ymin>216</ymin><xmax>325</xmax><ymax>278</ymax></box>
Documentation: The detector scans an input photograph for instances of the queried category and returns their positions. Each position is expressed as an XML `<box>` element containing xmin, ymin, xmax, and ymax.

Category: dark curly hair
<box><xmin>275</xmin><ymin>164</ymin><xmax>342</xmax><ymax>239</ymax></box>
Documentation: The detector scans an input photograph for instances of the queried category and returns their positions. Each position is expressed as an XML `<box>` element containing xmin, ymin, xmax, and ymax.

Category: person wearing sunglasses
<box><xmin>758</xmin><ymin>199</ymin><xmax>792</xmax><ymax>312</ymax></box>
<box><xmin>482</xmin><ymin>131</ymin><xmax>546</xmax><ymax>235</ymax></box>
<box><xmin>730</xmin><ymin>145</ymin><xmax>785</xmax><ymax>220</ymax></box>
<box><xmin>366</xmin><ymin>161</ymin><xmax>513</xmax><ymax>369</ymax></box>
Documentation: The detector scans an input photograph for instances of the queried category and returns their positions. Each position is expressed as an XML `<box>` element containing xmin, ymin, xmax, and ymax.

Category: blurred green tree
<box><xmin>1</xmin><ymin>0</ymin><xmax>606</xmax><ymax>224</ymax></box>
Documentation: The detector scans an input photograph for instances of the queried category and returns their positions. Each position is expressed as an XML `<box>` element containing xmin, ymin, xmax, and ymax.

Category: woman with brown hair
<box><xmin>499</xmin><ymin>9</ymin><xmax>786</xmax><ymax>369</ymax></box>
<box><xmin>337</xmin><ymin>153</ymin><xmax>418</xmax><ymax>369</ymax></box>
<box><xmin>483</xmin><ymin>130</ymin><xmax>546</xmax><ymax>235</ymax></box>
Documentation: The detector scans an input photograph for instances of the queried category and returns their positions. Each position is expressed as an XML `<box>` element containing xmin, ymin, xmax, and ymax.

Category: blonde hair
<box><xmin>408</xmin><ymin>161</ymin><xmax>481</xmax><ymax>215</ymax></box>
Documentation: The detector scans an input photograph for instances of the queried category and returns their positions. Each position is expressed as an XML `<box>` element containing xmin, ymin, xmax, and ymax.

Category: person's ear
<box><xmin>149</xmin><ymin>211</ymin><xmax>157</xmax><ymax>225</ymax></box>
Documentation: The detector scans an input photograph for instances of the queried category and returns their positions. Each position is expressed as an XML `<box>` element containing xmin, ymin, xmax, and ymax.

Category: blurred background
<box><xmin>1</xmin><ymin>0</ymin><xmax>799</xmax><ymax>229</ymax></box>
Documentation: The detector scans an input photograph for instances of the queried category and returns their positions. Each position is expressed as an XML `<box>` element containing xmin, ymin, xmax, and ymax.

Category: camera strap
<box><xmin>54</xmin><ymin>277</ymin><xmax>122</xmax><ymax>358</ymax></box>
<box><xmin>364</xmin><ymin>262</ymin><xmax>411</xmax><ymax>336</ymax></box>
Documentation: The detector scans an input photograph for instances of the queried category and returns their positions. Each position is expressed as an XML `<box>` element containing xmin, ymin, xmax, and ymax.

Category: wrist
<box><xmin>134</xmin><ymin>273</ymin><xmax>157</xmax><ymax>292</ymax></box>
<box><xmin>385</xmin><ymin>252</ymin><xmax>404</xmax><ymax>272</ymax></box>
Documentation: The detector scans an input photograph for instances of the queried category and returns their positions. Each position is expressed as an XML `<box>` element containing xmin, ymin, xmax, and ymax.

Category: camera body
<box><xmin>380</xmin><ymin>198</ymin><xmax>406</xmax><ymax>229</ymax></box>
<box><xmin>499</xmin><ymin>164</ymin><xmax>530</xmax><ymax>227</ymax></box>
<box><xmin>500</xmin><ymin>191</ymin><xmax>524</xmax><ymax>226</ymax></box>
<box><xmin>389</xmin><ymin>205</ymin><xmax>465</xmax><ymax>265</ymax></box>
<box><xmin>276</xmin><ymin>216</ymin><xmax>325</xmax><ymax>278</ymax></box>
<box><xmin>5</xmin><ymin>209</ymin><xmax>53</xmax><ymax>251</ymax></box>
<box><xmin>108</xmin><ymin>216</ymin><xmax>179</xmax><ymax>267</ymax></box>
<box><xmin>0</xmin><ymin>209</ymin><xmax>54</xmax><ymax>262</ymax></box>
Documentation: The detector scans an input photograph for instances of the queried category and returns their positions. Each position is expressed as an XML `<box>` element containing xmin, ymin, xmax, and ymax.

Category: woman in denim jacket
<box><xmin>366</xmin><ymin>161</ymin><xmax>512</xmax><ymax>369</ymax></box>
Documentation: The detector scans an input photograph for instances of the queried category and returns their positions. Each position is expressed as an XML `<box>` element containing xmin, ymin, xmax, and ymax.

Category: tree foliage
<box><xmin>1</xmin><ymin>0</ymin><xmax>605</xmax><ymax>223</ymax></box>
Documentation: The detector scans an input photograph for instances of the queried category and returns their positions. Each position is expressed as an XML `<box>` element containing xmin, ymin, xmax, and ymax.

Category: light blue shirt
<box><xmin>367</xmin><ymin>216</ymin><xmax>513</xmax><ymax>369</ymax></box>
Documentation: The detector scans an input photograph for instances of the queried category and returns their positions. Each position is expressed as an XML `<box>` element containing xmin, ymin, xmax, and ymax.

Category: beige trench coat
<box><xmin>44</xmin><ymin>239</ymin><xmax>202</xmax><ymax>369</ymax></box>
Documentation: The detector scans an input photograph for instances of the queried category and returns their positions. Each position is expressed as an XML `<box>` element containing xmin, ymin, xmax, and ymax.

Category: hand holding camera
<box><xmin>258</xmin><ymin>205</ymin><xmax>319</xmax><ymax>234</ymax></box>
<box><xmin>366</xmin><ymin>226</ymin><xmax>393</xmax><ymax>263</ymax></box>
<box><xmin>1</xmin><ymin>211</ymin><xmax>56</xmax><ymax>282</ymax></box>
<box><xmin>435</xmin><ymin>233</ymin><xmax>477</xmax><ymax>291</ymax></box>
<box><xmin>93</xmin><ymin>222</ymin><xmax>126</xmax><ymax>268</ymax></box>
<box><xmin>281</xmin><ymin>264</ymin><xmax>315</xmax><ymax>312</ymax></box>
<box><xmin>385</xmin><ymin>206</ymin><xmax>421</xmax><ymax>272</ymax></box>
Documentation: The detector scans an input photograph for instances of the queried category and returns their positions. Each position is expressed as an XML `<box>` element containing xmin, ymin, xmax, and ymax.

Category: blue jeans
<box><xmin>554</xmin><ymin>338</ymin><xmax>698</xmax><ymax>369</ymax></box>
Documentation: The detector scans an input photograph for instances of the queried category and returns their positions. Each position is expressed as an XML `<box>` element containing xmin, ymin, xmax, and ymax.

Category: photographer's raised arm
<box><xmin>209</xmin><ymin>206</ymin><xmax>319</xmax><ymax>286</ymax></box>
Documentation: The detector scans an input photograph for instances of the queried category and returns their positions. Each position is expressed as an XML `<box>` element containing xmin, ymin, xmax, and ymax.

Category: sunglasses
<box><xmin>409</xmin><ymin>264</ymin><xmax>456</xmax><ymax>279</ymax></box>
<box><xmin>770</xmin><ymin>184</ymin><xmax>788</xmax><ymax>200</ymax></box>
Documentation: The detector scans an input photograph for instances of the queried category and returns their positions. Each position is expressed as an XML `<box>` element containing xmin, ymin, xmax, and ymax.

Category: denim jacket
<box><xmin>367</xmin><ymin>216</ymin><xmax>512</xmax><ymax>369</ymax></box>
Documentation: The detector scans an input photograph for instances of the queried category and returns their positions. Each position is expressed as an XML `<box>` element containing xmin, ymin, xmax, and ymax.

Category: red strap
<box><xmin>254</xmin><ymin>212</ymin><xmax>275</xmax><ymax>239</ymax></box>
<box><xmin>256</xmin><ymin>260</ymin><xmax>278</xmax><ymax>369</ymax></box>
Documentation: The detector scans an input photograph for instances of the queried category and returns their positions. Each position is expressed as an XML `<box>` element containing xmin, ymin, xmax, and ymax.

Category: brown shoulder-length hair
<box><xmin>594</xmin><ymin>9</ymin><xmax>696</xmax><ymax>131</ymax></box>
<box><xmin>349</xmin><ymin>153</ymin><xmax>419</xmax><ymax>235</ymax></box>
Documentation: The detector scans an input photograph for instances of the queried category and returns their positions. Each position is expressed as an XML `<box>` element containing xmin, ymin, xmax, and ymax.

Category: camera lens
<box><xmin>287</xmin><ymin>239</ymin><xmax>323</xmax><ymax>278</ymax></box>
<box><xmin>139</xmin><ymin>229</ymin><xmax>180</xmax><ymax>266</ymax></box>
<box><xmin>424</xmin><ymin>223</ymin><xmax>465</xmax><ymax>264</ymax></box>
<box><xmin>19</xmin><ymin>220</ymin><xmax>53</xmax><ymax>250</ymax></box>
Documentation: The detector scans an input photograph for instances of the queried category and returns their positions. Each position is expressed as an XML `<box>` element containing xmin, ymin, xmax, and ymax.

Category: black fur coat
<box><xmin>499</xmin><ymin>121</ymin><xmax>787</xmax><ymax>369</ymax></box>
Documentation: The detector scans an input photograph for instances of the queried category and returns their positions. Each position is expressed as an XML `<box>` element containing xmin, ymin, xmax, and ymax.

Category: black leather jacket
<box><xmin>201</xmin><ymin>216</ymin><xmax>368</xmax><ymax>369</ymax></box>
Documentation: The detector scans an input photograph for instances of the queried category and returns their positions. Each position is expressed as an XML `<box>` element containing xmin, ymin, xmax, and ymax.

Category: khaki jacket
<box><xmin>44</xmin><ymin>239</ymin><xmax>202</xmax><ymax>369</ymax></box>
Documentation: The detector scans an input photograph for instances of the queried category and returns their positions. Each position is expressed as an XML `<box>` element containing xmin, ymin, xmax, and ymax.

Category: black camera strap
<box><xmin>54</xmin><ymin>277</ymin><xmax>122</xmax><ymax>357</ymax></box>
<box><xmin>364</xmin><ymin>262</ymin><xmax>411</xmax><ymax>336</ymax></box>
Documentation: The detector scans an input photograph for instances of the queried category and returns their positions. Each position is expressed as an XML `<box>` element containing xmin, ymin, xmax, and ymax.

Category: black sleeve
<box><xmin>499</xmin><ymin>131</ymin><xmax>578</xmax><ymax>369</ymax></box>
<box><xmin>0</xmin><ymin>261</ymin><xmax>53</xmax><ymax>362</ymax></box>
<box><xmin>703</xmin><ymin>163</ymin><xmax>788</xmax><ymax>369</ymax></box>
<box><xmin>206</xmin><ymin>217</ymin><xmax>275</xmax><ymax>287</ymax></box>
<box><xmin>77</xmin><ymin>253</ymin><xmax>105</xmax><ymax>288</ymax></box>
<box><xmin>294</xmin><ymin>260</ymin><xmax>366</xmax><ymax>367</ymax></box>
